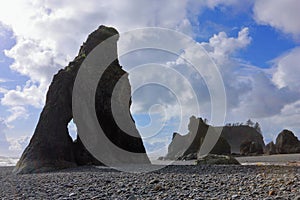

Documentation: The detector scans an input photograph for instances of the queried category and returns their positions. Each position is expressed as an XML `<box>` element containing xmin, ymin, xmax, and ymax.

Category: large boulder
<box><xmin>165</xmin><ymin>116</ymin><xmax>231</xmax><ymax>160</ymax></box>
<box><xmin>240</xmin><ymin>140</ymin><xmax>264</xmax><ymax>156</ymax></box>
<box><xmin>14</xmin><ymin>26</ymin><xmax>150</xmax><ymax>174</ymax></box>
<box><xmin>275</xmin><ymin>130</ymin><xmax>300</xmax><ymax>154</ymax></box>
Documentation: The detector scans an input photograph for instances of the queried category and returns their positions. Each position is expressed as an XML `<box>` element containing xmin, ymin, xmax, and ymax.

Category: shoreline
<box><xmin>236</xmin><ymin>153</ymin><xmax>300</xmax><ymax>166</ymax></box>
<box><xmin>1</xmin><ymin>153</ymin><xmax>300</xmax><ymax>167</ymax></box>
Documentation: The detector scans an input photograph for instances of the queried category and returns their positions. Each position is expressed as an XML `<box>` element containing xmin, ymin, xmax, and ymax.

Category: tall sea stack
<box><xmin>14</xmin><ymin>26</ymin><xmax>150</xmax><ymax>174</ymax></box>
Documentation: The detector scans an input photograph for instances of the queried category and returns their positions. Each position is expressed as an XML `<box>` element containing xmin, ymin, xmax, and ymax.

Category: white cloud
<box><xmin>231</xmin><ymin>71</ymin><xmax>298</xmax><ymax>118</ymax></box>
<box><xmin>197</xmin><ymin>28</ymin><xmax>300</xmax><ymax>141</ymax></box>
<box><xmin>253</xmin><ymin>0</ymin><xmax>300</xmax><ymax>39</ymax></box>
<box><xmin>204</xmin><ymin>27</ymin><xmax>251</xmax><ymax>58</ymax></box>
<box><xmin>5</xmin><ymin>106</ymin><xmax>29</xmax><ymax>124</ymax></box>
<box><xmin>0</xmin><ymin>0</ymin><xmax>207</xmax><ymax>124</ymax></box>
<box><xmin>0</xmin><ymin>0</ymin><xmax>256</xmax><ymax>123</ymax></box>
<box><xmin>0</xmin><ymin>120</ymin><xmax>10</xmax><ymax>155</ymax></box>
<box><xmin>0</xmin><ymin>22</ymin><xmax>11</xmax><ymax>38</ymax></box>
<box><xmin>0</xmin><ymin>119</ymin><xmax>30</xmax><ymax>156</ymax></box>
<box><xmin>272</xmin><ymin>47</ymin><xmax>300</xmax><ymax>91</ymax></box>
<box><xmin>251</xmin><ymin>99</ymin><xmax>300</xmax><ymax>143</ymax></box>
<box><xmin>7</xmin><ymin>136</ymin><xmax>30</xmax><ymax>152</ymax></box>
<box><xmin>223</xmin><ymin>47</ymin><xmax>300</xmax><ymax>141</ymax></box>
<box><xmin>247</xmin><ymin>47</ymin><xmax>300</xmax><ymax>141</ymax></box>
<box><xmin>2</xmin><ymin>36</ymin><xmax>67</xmax><ymax>108</ymax></box>
<box><xmin>273</xmin><ymin>100</ymin><xmax>300</xmax><ymax>128</ymax></box>
<box><xmin>199</xmin><ymin>28</ymin><xmax>252</xmax><ymax>109</ymax></box>
<box><xmin>127</xmin><ymin>27</ymin><xmax>297</xmax><ymax>140</ymax></box>
<box><xmin>0</xmin><ymin>78</ymin><xmax>10</xmax><ymax>83</ymax></box>
<box><xmin>2</xmin><ymin>81</ymin><xmax>45</xmax><ymax>108</ymax></box>
<box><xmin>0</xmin><ymin>87</ymin><xmax>8</xmax><ymax>93</ymax></box>
<box><xmin>128</xmin><ymin>27</ymin><xmax>252</xmax><ymax>138</ymax></box>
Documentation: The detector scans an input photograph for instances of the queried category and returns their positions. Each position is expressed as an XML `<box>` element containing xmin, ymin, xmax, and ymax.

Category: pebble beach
<box><xmin>1</xmin><ymin>164</ymin><xmax>299</xmax><ymax>200</ymax></box>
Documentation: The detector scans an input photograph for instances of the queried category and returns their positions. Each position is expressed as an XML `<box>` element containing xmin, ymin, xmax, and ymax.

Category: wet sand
<box><xmin>236</xmin><ymin>154</ymin><xmax>300</xmax><ymax>166</ymax></box>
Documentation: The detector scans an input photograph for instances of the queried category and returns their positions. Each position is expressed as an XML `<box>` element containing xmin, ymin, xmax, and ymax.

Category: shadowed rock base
<box><xmin>196</xmin><ymin>154</ymin><xmax>240</xmax><ymax>165</ymax></box>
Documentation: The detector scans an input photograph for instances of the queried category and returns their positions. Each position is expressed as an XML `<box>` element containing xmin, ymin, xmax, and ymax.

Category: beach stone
<box><xmin>149</xmin><ymin>179</ymin><xmax>160</xmax><ymax>184</ymax></box>
<box><xmin>294</xmin><ymin>195</ymin><xmax>300</xmax><ymax>200</ymax></box>
<box><xmin>153</xmin><ymin>184</ymin><xmax>164</xmax><ymax>191</ymax></box>
<box><xmin>127</xmin><ymin>194</ymin><xmax>137</xmax><ymax>200</ymax></box>
<box><xmin>269</xmin><ymin>190</ymin><xmax>276</xmax><ymax>196</ymax></box>
<box><xmin>14</xmin><ymin>25</ymin><xmax>150</xmax><ymax>174</ymax></box>
<box><xmin>69</xmin><ymin>192</ymin><xmax>77</xmax><ymax>197</ymax></box>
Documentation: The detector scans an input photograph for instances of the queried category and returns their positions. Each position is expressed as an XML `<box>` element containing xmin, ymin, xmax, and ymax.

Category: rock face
<box><xmin>165</xmin><ymin>116</ymin><xmax>231</xmax><ymax>160</ymax></box>
<box><xmin>240</xmin><ymin>140</ymin><xmax>264</xmax><ymax>156</ymax></box>
<box><xmin>275</xmin><ymin>130</ymin><xmax>300</xmax><ymax>154</ymax></box>
<box><xmin>14</xmin><ymin>26</ymin><xmax>149</xmax><ymax>174</ymax></box>
<box><xmin>217</xmin><ymin>125</ymin><xmax>265</xmax><ymax>154</ymax></box>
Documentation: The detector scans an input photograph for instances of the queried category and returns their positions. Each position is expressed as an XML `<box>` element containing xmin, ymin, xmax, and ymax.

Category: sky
<box><xmin>0</xmin><ymin>0</ymin><xmax>300</xmax><ymax>157</ymax></box>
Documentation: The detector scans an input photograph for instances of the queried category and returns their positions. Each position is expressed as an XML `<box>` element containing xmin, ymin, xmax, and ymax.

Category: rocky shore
<box><xmin>1</xmin><ymin>165</ymin><xmax>299</xmax><ymax>199</ymax></box>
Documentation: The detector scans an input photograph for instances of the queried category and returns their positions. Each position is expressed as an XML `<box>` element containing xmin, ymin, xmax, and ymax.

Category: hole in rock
<box><xmin>67</xmin><ymin>119</ymin><xmax>77</xmax><ymax>142</ymax></box>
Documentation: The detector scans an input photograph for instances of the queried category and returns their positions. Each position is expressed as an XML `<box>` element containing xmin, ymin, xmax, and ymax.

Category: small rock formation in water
<box><xmin>165</xmin><ymin>116</ymin><xmax>231</xmax><ymax>160</ymax></box>
<box><xmin>14</xmin><ymin>26</ymin><xmax>150</xmax><ymax>174</ymax></box>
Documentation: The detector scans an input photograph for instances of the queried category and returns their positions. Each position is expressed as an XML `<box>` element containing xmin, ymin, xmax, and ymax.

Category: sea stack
<box><xmin>14</xmin><ymin>26</ymin><xmax>150</xmax><ymax>174</ymax></box>
<box><xmin>165</xmin><ymin>116</ymin><xmax>231</xmax><ymax>160</ymax></box>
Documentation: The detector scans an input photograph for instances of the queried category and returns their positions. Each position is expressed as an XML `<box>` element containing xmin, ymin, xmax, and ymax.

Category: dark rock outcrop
<box><xmin>14</xmin><ymin>26</ymin><xmax>149</xmax><ymax>174</ymax></box>
<box><xmin>165</xmin><ymin>116</ymin><xmax>231</xmax><ymax>160</ymax></box>
<box><xmin>164</xmin><ymin>116</ymin><xmax>267</xmax><ymax>160</ymax></box>
<box><xmin>265</xmin><ymin>141</ymin><xmax>276</xmax><ymax>155</ymax></box>
<box><xmin>218</xmin><ymin>125</ymin><xmax>265</xmax><ymax>154</ymax></box>
<box><xmin>240</xmin><ymin>140</ymin><xmax>264</xmax><ymax>156</ymax></box>
<box><xmin>196</xmin><ymin>154</ymin><xmax>240</xmax><ymax>165</ymax></box>
<box><xmin>275</xmin><ymin>130</ymin><xmax>300</xmax><ymax>154</ymax></box>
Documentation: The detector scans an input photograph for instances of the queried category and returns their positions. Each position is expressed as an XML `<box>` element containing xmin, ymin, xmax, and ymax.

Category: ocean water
<box><xmin>0</xmin><ymin>156</ymin><xmax>19</xmax><ymax>166</ymax></box>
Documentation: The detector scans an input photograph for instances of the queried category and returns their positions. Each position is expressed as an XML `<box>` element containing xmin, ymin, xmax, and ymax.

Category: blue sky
<box><xmin>0</xmin><ymin>0</ymin><xmax>300</xmax><ymax>157</ymax></box>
